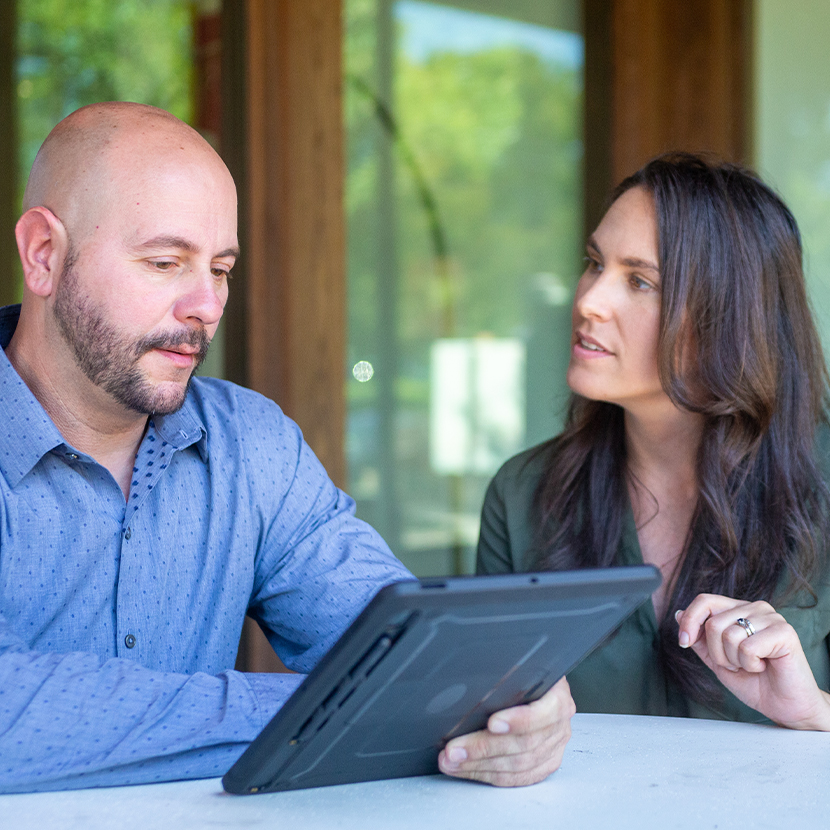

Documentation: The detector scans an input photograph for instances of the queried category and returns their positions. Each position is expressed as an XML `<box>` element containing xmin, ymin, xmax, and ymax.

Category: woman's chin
<box><xmin>565</xmin><ymin>367</ymin><xmax>610</xmax><ymax>403</ymax></box>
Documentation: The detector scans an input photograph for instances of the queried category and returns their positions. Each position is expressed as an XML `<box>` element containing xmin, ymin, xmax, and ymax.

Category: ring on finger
<box><xmin>735</xmin><ymin>617</ymin><xmax>756</xmax><ymax>637</ymax></box>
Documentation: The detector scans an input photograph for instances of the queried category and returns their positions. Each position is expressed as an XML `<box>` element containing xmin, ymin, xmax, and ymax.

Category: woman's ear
<box><xmin>14</xmin><ymin>207</ymin><xmax>71</xmax><ymax>298</ymax></box>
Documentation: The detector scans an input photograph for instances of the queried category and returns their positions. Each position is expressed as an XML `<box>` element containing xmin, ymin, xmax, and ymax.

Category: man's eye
<box><xmin>212</xmin><ymin>267</ymin><xmax>232</xmax><ymax>280</ymax></box>
<box><xmin>150</xmin><ymin>260</ymin><xmax>176</xmax><ymax>271</ymax></box>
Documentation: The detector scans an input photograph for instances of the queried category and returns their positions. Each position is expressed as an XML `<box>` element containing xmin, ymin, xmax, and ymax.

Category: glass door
<box><xmin>344</xmin><ymin>0</ymin><xmax>584</xmax><ymax>575</ymax></box>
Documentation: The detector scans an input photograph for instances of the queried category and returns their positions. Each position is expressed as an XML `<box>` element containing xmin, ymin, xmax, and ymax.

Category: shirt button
<box><xmin>66</xmin><ymin>453</ymin><xmax>79</xmax><ymax>460</ymax></box>
<box><xmin>125</xmin><ymin>634</ymin><xmax>136</xmax><ymax>649</ymax></box>
<box><xmin>124</xmin><ymin>527</ymin><xmax>132</xmax><ymax>540</ymax></box>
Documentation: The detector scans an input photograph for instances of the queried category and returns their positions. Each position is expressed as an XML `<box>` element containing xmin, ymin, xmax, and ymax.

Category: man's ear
<box><xmin>14</xmin><ymin>207</ymin><xmax>71</xmax><ymax>298</ymax></box>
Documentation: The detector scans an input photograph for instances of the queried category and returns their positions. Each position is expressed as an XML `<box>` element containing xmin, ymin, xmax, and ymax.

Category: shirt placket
<box><xmin>115</xmin><ymin>425</ymin><xmax>178</xmax><ymax>660</ymax></box>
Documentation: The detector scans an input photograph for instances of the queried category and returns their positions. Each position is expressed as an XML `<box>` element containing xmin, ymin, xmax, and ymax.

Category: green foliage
<box><xmin>17</xmin><ymin>0</ymin><xmax>193</xmax><ymax>186</ymax></box>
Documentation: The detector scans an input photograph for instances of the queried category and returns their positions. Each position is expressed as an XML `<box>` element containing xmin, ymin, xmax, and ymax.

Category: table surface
<box><xmin>2</xmin><ymin>713</ymin><xmax>827</xmax><ymax>829</ymax></box>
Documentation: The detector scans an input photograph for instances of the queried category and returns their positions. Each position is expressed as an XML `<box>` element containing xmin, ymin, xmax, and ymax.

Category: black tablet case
<box><xmin>223</xmin><ymin>566</ymin><xmax>660</xmax><ymax>794</ymax></box>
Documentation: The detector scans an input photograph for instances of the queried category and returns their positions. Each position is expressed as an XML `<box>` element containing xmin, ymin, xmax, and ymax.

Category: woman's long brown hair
<box><xmin>533</xmin><ymin>153</ymin><xmax>830</xmax><ymax>706</ymax></box>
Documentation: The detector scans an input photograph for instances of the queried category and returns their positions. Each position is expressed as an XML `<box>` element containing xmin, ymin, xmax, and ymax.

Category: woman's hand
<box><xmin>437</xmin><ymin>676</ymin><xmax>576</xmax><ymax>786</ymax></box>
<box><xmin>676</xmin><ymin>594</ymin><xmax>830</xmax><ymax>730</ymax></box>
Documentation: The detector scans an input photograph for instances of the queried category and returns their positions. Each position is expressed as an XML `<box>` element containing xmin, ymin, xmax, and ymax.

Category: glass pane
<box><xmin>345</xmin><ymin>0</ymin><xmax>584</xmax><ymax>575</ymax></box>
<box><xmin>754</xmin><ymin>1</ymin><xmax>830</xmax><ymax>352</ymax></box>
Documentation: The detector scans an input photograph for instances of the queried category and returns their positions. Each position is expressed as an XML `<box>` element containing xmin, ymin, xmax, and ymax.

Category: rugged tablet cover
<box><xmin>223</xmin><ymin>566</ymin><xmax>660</xmax><ymax>794</ymax></box>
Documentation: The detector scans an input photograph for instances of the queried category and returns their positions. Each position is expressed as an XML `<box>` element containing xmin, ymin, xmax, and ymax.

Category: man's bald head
<box><xmin>23</xmin><ymin>102</ymin><xmax>232</xmax><ymax>243</ymax></box>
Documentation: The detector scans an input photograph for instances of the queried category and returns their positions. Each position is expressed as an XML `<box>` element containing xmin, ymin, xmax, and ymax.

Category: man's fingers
<box><xmin>443</xmin><ymin>720</ymin><xmax>547</xmax><ymax>765</ymax></box>
<box><xmin>438</xmin><ymin>676</ymin><xmax>575</xmax><ymax>787</ymax></box>
<box><xmin>438</xmin><ymin>721</ymin><xmax>570</xmax><ymax>786</ymax></box>
<box><xmin>487</xmin><ymin>676</ymin><xmax>575</xmax><ymax>736</ymax></box>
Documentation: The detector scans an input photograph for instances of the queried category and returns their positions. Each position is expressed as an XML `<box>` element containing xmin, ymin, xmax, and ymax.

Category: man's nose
<box><xmin>175</xmin><ymin>269</ymin><xmax>227</xmax><ymax>327</ymax></box>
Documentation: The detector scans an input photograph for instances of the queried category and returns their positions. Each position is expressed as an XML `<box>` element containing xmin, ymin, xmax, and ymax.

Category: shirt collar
<box><xmin>0</xmin><ymin>304</ymin><xmax>209</xmax><ymax>485</ymax></box>
<box><xmin>152</xmin><ymin>396</ymin><xmax>209</xmax><ymax>462</ymax></box>
<box><xmin>0</xmin><ymin>305</ymin><xmax>67</xmax><ymax>487</ymax></box>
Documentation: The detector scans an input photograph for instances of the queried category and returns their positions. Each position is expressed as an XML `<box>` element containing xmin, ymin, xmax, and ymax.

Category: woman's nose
<box><xmin>574</xmin><ymin>271</ymin><xmax>614</xmax><ymax>322</ymax></box>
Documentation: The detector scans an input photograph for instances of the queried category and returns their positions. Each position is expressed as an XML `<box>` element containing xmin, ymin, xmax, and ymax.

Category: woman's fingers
<box><xmin>676</xmin><ymin>595</ymin><xmax>780</xmax><ymax>673</ymax></box>
<box><xmin>675</xmin><ymin>593</ymin><xmax>830</xmax><ymax>731</ymax></box>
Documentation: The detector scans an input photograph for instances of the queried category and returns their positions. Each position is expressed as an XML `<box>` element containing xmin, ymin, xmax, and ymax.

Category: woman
<box><xmin>477</xmin><ymin>153</ymin><xmax>830</xmax><ymax>729</ymax></box>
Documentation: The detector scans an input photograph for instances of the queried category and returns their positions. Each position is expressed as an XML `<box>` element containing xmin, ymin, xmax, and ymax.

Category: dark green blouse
<box><xmin>476</xmin><ymin>443</ymin><xmax>830</xmax><ymax>722</ymax></box>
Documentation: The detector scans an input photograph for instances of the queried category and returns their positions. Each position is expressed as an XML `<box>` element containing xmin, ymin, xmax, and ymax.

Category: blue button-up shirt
<box><xmin>0</xmin><ymin>305</ymin><xmax>411</xmax><ymax>793</ymax></box>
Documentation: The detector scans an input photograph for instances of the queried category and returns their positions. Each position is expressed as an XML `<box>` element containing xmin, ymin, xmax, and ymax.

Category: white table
<box><xmin>2</xmin><ymin>713</ymin><xmax>826</xmax><ymax>829</ymax></box>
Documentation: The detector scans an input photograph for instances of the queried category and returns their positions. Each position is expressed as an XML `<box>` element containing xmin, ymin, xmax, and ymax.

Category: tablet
<box><xmin>223</xmin><ymin>565</ymin><xmax>660</xmax><ymax>794</ymax></box>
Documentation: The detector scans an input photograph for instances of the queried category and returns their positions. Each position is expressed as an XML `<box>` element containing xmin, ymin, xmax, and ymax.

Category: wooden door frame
<box><xmin>584</xmin><ymin>0</ymin><xmax>752</xmax><ymax>233</ymax></box>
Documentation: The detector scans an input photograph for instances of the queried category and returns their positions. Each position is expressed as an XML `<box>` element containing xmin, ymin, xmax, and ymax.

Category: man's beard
<box><xmin>53</xmin><ymin>251</ymin><xmax>210</xmax><ymax>415</ymax></box>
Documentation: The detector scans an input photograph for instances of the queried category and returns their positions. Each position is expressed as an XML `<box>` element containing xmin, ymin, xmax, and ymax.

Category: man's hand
<box><xmin>437</xmin><ymin>676</ymin><xmax>575</xmax><ymax>787</ymax></box>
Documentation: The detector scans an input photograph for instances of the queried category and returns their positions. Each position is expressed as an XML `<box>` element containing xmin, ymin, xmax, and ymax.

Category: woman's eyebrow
<box><xmin>586</xmin><ymin>236</ymin><xmax>658</xmax><ymax>272</ymax></box>
<box><xmin>621</xmin><ymin>257</ymin><xmax>659</xmax><ymax>272</ymax></box>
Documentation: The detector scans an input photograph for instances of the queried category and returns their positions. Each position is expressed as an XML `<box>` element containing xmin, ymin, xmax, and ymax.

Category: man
<box><xmin>0</xmin><ymin>103</ymin><xmax>573</xmax><ymax>793</ymax></box>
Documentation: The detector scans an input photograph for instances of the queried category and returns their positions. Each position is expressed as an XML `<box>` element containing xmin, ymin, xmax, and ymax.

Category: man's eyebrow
<box><xmin>134</xmin><ymin>236</ymin><xmax>240</xmax><ymax>260</ymax></box>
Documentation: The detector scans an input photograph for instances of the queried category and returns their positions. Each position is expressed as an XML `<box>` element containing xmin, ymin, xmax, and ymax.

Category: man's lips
<box><xmin>153</xmin><ymin>347</ymin><xmax>198</xmax><ymax>368</ymax></box>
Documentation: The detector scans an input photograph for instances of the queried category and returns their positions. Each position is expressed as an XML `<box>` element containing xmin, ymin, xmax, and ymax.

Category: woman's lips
<box><xmin>573</xmin><ymin>332</ymin><xmax>612</xmax><ymax>357</ymax></box>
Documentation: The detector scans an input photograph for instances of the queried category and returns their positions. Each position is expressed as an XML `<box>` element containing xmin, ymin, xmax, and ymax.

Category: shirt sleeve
<box><xmin>476</xmin><ymin>471</ymin><xmax>516</xmax><ymax>575</ymax></box>
<box><xmin>244</xmin><ymin>416</ymin><xmax>415</xmax><ymax>672</ymax></box>
<box><xmin>0</xmin><ymin>615</ymin><xmax>306</xmax><ymax>793</ymax></box>
<box><xmin>0</xmin><ymin>385</ymin><xmax>414</xmax><ymax>793</ymax></box>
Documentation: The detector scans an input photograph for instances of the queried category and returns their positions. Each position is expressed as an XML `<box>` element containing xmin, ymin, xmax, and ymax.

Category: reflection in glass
<box><xmin>345</xmin><ymin>0</ymin><xmax>583</xmax><ymax>575</ymax></box>
<box><xmin>755</xmin><ymin>1</ymin><xmax>830</xmax><ymax>354</ymax></box>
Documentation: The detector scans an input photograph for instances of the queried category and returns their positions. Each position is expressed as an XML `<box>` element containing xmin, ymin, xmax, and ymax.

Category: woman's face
<box><xmin>567</xmin><ymin>186</ymin><xmax>668</xmax><ymax>414</ymax></box>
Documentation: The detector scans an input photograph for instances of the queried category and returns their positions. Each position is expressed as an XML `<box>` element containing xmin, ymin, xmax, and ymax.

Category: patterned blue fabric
<box><xmin>0</xmin><ymin>304</ymin><xmax>412</xmax><ymax>792</ymax></box>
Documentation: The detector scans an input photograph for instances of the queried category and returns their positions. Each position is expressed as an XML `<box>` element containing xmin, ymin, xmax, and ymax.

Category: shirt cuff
<box><xmin>244</xmin><ymin>671</ymin><xmax>307</xmax><ymax>728</ymax></box>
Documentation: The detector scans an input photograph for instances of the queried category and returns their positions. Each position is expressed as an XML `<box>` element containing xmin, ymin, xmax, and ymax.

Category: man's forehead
<box><xmin>87</xmin><ymin>151</ymin><xmax>238</xmax><ymax>245</ymax></box>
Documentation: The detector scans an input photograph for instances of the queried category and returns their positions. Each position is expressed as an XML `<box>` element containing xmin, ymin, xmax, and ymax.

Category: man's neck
<box><xmin>6</xmin><ymin>318</ymin><xmax>148</xmax><ymax>500</ymax></box>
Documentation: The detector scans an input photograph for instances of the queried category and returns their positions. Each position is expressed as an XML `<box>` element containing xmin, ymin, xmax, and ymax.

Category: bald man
<box><xmin>0</xmin><ymin>103</ymin><xmax>574</xmax><ymax>793</ymax></box>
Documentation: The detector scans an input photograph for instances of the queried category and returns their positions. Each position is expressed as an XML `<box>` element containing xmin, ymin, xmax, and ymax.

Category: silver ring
<box><xmin>735</xmin><ymin>617</ymin><xmax>756</xmax><ymax>637</ymax></box>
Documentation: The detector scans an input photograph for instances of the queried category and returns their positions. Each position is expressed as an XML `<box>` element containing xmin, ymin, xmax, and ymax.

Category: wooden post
<box><xmin>243</xmin><ymin>0</ymin><xmax>346</xmax><ymax>488</ymax></box>
<box><xmin>584</xmin><ymin>0</ymin><xmax>751</xmax><ymax>219</ymax></box>
<box><xmin>611</xmin><ymin>0</ymin><xmax>750</xmax><ymax>181</ymax></box>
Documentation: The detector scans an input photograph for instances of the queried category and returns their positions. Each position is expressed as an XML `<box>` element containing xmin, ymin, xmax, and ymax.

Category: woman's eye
<box><xmin>629</xmin><ymin>274</ymin><xmax>652</xmax><ymax>291</ymax></box>
<box><xmin>583</xmin><ymin>255</ymin><xmax>602</xmax><ymax>272</ymax></box>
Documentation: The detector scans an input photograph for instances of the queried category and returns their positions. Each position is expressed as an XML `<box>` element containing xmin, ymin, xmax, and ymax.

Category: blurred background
<box><xmin>2</xmin><ymin>0</ymin><xmax>829</xmax><ymax>663</ymax></box>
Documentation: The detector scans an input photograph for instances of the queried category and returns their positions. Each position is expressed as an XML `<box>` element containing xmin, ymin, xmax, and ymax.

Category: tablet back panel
<box><xmin>223</xmin><ymin>567</ymin><xmax>660</xmax><ymax>794</ymax></box>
